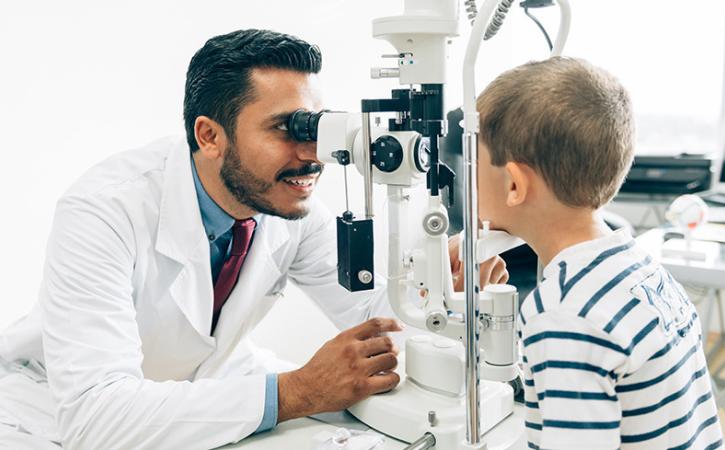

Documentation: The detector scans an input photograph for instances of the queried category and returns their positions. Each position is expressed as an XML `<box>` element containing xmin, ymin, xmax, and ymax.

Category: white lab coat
<box><xmin>0</xmin><ymin>136</ymin><xmax>393</xmax><ymax>449</ymax></box>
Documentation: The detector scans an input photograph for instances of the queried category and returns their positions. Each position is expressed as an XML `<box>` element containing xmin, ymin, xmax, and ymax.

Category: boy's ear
<box><xmin>503</xmin><ymin>161</ymin><xmax>531</xmax><ymax>207</ymax></box>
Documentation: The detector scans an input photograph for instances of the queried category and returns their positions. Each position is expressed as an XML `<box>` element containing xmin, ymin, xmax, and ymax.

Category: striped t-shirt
<box><xmin>519</xmin><ymin>229</ymin><xmax>723</xmax><ymax>449</ymax></box>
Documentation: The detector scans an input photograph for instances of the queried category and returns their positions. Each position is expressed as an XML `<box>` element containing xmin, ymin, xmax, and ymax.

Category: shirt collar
<box><xmin>542</xmin><ymin>227</ymin><xmax>634</xmax><ymax>280</ymax></box>
<box><xmin>191</xmin><ymin>157</ymin><xmax>235</xmax><ymax>241</ymax></box>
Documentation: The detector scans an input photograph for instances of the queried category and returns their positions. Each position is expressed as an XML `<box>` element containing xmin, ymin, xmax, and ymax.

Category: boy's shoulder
<box><xmin>519</xmin><ymin>230</ymin><xmax>698</xmax><ymax>369</ymax></box>
<box><xmin>520</xmin><ymin>229</ymin><xmax>651</xmax><ymax>324</ymax></box>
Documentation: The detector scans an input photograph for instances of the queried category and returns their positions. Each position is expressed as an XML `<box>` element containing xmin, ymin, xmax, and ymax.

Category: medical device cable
<box><xmin>524</xmin><ymin>7</ymin><xmax>553</xmax><ymax>51</ymax></box>
<box><xmin>484</xmin><ymin>0</ymin><xmax>515</xmax><ymax>40</ymax></box>
<box><xmin>464</xmin><ymin>0</ymin><xmax>515</xmax><ymax>40</ymax></box>
<box><xmin>464</xmin><ymin>0</ymin><xmax>478</xmax><ymax>25</ymax></box>
<box><xmin>467</xmin><ymin>0</ymin><xmax>557</xmax><ymax>51</ymax></box>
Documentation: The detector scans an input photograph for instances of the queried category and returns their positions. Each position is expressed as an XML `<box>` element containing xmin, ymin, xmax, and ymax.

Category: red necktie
<box><xmin>212</xmin><ymin>218</ymin><xmax>256</xmax><ymax>332</ymax></box>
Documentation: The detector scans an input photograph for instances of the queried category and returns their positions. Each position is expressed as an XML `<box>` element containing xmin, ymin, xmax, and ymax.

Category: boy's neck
<box><xmin>522</xmin><ymin>207</ymin><xmax>613</xmax><ymax>268</ymax></box>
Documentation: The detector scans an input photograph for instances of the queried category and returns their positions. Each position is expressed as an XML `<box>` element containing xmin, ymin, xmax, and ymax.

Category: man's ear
<box><xmin>194</xmin><ymin>116</ymin><xmax>227</xmax><ymax>160</ymax></box>
<box><xmin>503</xmin><ymin>161</ymin><xmax>531</xmax><ymax>207</ymax></box>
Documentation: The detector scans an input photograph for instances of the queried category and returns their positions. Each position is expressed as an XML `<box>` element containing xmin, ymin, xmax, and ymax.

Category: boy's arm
<box><xmin>521</xmin><ymin>311</ymin><xmax>628</xmax><ymax>450</ymax></box>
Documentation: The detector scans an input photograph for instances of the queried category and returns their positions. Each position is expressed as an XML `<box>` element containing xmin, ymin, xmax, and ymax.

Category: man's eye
<box><xmin>275</xmin><ymin>122</ymin><xmax>289</xmax><ymax>132</ymax></box>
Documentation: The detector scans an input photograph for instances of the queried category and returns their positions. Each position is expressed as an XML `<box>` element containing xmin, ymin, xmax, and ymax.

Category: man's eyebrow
<box><xmin>265</xmin><ymin>111</ymin><xmax>296</xmax><ymax>125</ymax></box>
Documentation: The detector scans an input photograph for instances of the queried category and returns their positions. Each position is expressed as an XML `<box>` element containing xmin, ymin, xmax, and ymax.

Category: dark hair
<box><xmin>476</xmin><ymin>57</ymin><xmax>634</xmax><ymax>209</ymax></box>
<box><xmin>183</xmin><ymin>29</ymin><xmax>322</xmax><ymax>152</ymax></box>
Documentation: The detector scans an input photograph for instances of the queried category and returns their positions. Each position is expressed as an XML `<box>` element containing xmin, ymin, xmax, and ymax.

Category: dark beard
<box><xmin>219</xmin><ymin>143</ymin><xmax>322</xmax><ymax>220</ymax></box>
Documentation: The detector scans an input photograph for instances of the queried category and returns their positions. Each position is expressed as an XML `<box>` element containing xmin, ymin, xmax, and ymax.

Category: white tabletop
<box><xmin>219</xmin><ymin>266</ymin><xmax>531</xmax><ymax>450</ymax></box>
<box><xmin>221</xmin><ymin>227</ymin><xmax>725</xmax><ymax>450</ymax></box>
<box><xmin>637</xmin><ymin>228</ymin><xmax>725</xmax><ymax>289</ymax></box>
<box><xmin>220</xmin><ymin>406</ymin><xmax>526</xmax><ymax>449</ymax></box>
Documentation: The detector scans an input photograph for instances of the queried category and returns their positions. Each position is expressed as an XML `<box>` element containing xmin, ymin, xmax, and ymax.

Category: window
<box><xmin>513</xmin><ymin>1</ymin><xmax>725</xmax><ymax>156</ymax></box>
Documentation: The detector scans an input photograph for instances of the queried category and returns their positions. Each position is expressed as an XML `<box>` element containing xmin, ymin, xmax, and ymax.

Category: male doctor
<box><xmin>0</xmin><ymin>29</ymin><xmax>508</xmax><ymax>449</ymax></box>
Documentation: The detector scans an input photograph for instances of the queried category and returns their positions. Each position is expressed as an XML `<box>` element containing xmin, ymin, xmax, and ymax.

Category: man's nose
<box><xmin>295</xmin><ymin>140</ymin><xmax>320</xmax><ymax>163</ymax></box>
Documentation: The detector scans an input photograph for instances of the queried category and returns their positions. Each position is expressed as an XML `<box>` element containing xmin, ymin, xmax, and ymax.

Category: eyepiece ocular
<box><xmin>287</xmin><ymin>109</ymin><xmax>328</xmax><ymax>142</ymax></box>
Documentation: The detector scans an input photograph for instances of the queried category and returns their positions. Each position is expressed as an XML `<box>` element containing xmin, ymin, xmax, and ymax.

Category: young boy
<box><xmin>476</xmin><ymin>57</ymin><xmax>723</xmax><ymax>449</ymax></box>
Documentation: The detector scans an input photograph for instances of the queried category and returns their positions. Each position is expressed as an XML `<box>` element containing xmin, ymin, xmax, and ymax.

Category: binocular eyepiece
<box><xmin>287</xmin><ymin>109</ymin><xmax>329</xmax><ymax>142</ymax></box>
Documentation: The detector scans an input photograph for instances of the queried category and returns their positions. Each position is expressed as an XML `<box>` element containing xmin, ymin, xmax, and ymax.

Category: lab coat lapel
<box><xmin>198</xmin><ymin>216</ymin><xmax>289</xmax><ymax>376</ymax></box>
<box><xmin>155</xmin><ymin>141</ymin><xmax>214</xmax><ymax>342</ymax></box>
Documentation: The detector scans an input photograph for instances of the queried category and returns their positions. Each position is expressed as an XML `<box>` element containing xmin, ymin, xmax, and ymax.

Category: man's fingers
<box><xmin>365</xmin><ymin>352</ymin><xmax>398</xmax><ymax>376</ymax></box>
<box><xmin>351</xmin><ymin>318</ymin><xmax>403</xmax><ymax>340</ymax></box>
<box><xmin>478</xmin><ymin>257</ymin><xmax>496</xmax><ymax>283</ymax></box>
<box><xmin>367</xmin><ymin>371</ymin><xmax>401</xmax><ymax>394</ymax></box>
<box><xmin>360</xmin><ymin>336</ymin><xmax>398</xmax><ymax>357</ymax></box>
<box><xmin>448</xmin><ymin>234</ymin><xmax>461</xmax><ymax>260</ymax></box>
<box><xmin>454</xmin><ymin>256</ymin><xmax>508</xmax><ymax>291</ymax></box>
<box><xmin>499</xmin><ymin>271</ymin><xmax>510</xmax><ymax>284</ymax></box>
<box><xmin>453</xmin><ymin>273</ymin><xmax>464</xmax><ymax>292</ymax></box>
<box><xmin>483</xmin><ymin>257</ymin><xmax>507</xmax><ymax>287</ymax></box>
<box><xmin>478</xmin><ymin>255</ymin><xmax>500</xmax><ymax>272</ymax></box>
<box><xmin>448</xmin><ymin>235</ymin><xmax>464</xmax><ymax>276</ymax></box>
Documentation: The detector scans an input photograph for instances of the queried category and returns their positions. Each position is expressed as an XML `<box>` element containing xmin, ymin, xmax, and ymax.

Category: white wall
<box><xmin>0</xmin><ymin>0</ymin><xmax>512</xmax><ymax>329</ymax></box>
<box><xmin>1</xmin><ymin>1</ymin><xmax>723</xmax><ymax>331</ymax></box>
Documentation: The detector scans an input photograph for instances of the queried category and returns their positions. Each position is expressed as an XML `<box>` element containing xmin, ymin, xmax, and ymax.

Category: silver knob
<box><xmin>426</xmin><ymin>311</ymin><xmax>447</xmax><ymax>332</ymax></box>
<box><xmin>423</xmin><ymin>212</ymin><xmax>448</xmax><ymax>236</ymax></box>
<box><xmin>358</xmin><ymin>270</ymin><xmax>373</xmax><ymax>284</ymax></box>
<box><xmin>428</xmin><ymin>410</ymin><xmax>437</xmax><ymax>427</ymax></box>
<box><xmin>370</xmin><ymin>67</ymin><xmax>400</xmax><ymax>79</ymax></box>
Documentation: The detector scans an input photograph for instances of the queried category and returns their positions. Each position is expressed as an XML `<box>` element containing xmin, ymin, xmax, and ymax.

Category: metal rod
<box><xmin>403</xmin><ymin>432</ymin><xmax>436</xmax><ymax>450</ymax></box>
<box><xmin>361</xmin><ymin>112</ymin><xmax>374</xmax><ymax>218</ymax></box>
<box><xmin>461</xmin><ymin>0</ymin><xmax>518</xmax><ymax>443</ymax></box>
<box><xmin>457</xmin><ymin>0</ymin><xmax>571</xmax><ymax>446</ymax></box>
<box><xmin>463</xmin><ymin>130</ymin><xmax>482</xmax><ymax>444</ymax></box>
<box><xmin>343</xmin><ymin>165</ymin><xmax>350</xmax><ymax>213</ymax></box>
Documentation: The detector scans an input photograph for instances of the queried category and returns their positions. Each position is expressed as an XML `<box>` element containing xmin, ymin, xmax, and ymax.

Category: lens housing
<box><xmin>287</xmin><ymin>109</ymin><xmax>328</xmax><ymax>142</ymax></box>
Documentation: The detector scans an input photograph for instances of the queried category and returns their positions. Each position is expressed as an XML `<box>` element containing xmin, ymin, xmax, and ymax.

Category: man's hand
<box><xmin>448</xmin><ymin>234</ymin><xmax>509</xmax><ymax>292</ymax></box>
<box><xmin>277</xmin><ymin>318</ymin><xmax>403</xmax><ymax>422</ymax></box>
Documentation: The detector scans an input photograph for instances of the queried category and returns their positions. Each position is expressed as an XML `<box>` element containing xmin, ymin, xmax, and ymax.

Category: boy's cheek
<box><xmin>477</xmin><ymin>198</ymin><xmax>498</xmax><ymax>223</ymax></box>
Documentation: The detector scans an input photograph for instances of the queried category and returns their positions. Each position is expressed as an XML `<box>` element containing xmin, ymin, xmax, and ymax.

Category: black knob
<box><xmin>371</xmin><ymin>135</ymin><xmax>403</xmax><ymax>173</ymax></box>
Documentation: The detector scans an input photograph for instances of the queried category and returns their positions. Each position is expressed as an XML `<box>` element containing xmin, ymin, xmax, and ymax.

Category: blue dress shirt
<box><xmin>191</xmin><ymin>157</ymin><xmax>278</xmax><ymax>433</ymax></box>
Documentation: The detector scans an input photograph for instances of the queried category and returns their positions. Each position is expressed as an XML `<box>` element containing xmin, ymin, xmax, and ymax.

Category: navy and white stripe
<box><xmin>520</xmin><ymin>229</ymin><xmax>722</xmax><ymax>449</ymax></box>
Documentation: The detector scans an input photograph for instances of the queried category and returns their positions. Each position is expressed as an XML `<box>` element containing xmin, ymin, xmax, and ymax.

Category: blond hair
<box><xmin>476</xmin><ymin>57</ymin><xmax>634</xmax><ymax>209</ymax></box>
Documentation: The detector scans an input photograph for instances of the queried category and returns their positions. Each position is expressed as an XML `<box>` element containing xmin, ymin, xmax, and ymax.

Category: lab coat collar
<box><xmin>190</xmin><ymin>156</ymin><xmax>236</xmax><ymax>242</ymax></box>
<box><xmin>209</xmin><ymin>211</ymin><xmax>292</xmax><ymax>365</ymax></box>
<box><xmin>155</xmin><ymin>138</ymin><xmax>207</xmax><ymax>264</ymax></box>
<box><xmin>156</xmin><ymin>140</ymin><xmax>289</xmax><ymax>262</ymax></box>
<box><xmin>155</xmin><ymin>138</ymin><xmax>290</xmax><ymax>349</ymax></box>
<box><xmin>196</xmin><ymin>217</ymin><xmax>287</xmax><ymax>376</ymax></box>
<box><xmin>154</xmin><ymin>139</ymin><xmax>214</xmax><ymax>340</ymax></box>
